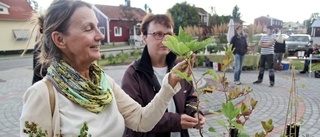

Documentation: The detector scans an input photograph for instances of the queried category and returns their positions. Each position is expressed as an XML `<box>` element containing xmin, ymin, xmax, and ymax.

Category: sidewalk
<box><xmin>0</xmin><ymin>64</ymin><xmax>320</xmax><ymax>136</ymax></box>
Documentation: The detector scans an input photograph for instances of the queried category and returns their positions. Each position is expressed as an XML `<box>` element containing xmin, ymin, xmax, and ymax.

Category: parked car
<box><xmin>274</xmin><ymin>34</ymin><xmax>289</xmax><ymax>40</ymax></box>
<box><xmin>285</xmin><ymin>34</ymin><xmax>313</xmax><ymax>55</ymax></box>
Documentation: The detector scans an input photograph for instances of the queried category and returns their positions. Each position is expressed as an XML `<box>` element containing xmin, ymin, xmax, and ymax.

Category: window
<box><xmin>0</xmin><ymin>6</ymin><xmax>9</xmax><ymax>14</ymax></box>
<box><xmin>13</xmin><ymin>29</ymin><xmax>30</xmax><ymax>41</ymax></box>
<box><xmin>99</xmin><ymin>27</ymin><xmax>105</xmax><ymax>36</ymax></box>
<box><xmin>114</xmin><ymin>26</ymin><xmax>122</xmax><ymax>37</ymax></box>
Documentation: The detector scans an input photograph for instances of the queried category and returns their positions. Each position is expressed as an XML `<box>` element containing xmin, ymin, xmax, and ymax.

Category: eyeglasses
<box><xmin>147</xmin><ymin>31</ymin><xmax>173</xmax><ymax>40</ymax></box>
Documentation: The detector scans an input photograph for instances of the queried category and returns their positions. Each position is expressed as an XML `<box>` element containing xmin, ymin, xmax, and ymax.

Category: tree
<box><xmin>168</xmin><ymin>2</ymin><xmax>200</xmax><ymax>34</ymax></box>
<box><xmin>27</xmin><ymin>0</ymin><xmax>39</xmax><ymax>12</ymax></box>
<box><xmin>232</xmin><ymin>5</ymin><xmax>241</xmax><ymax>19</ymax></box>
<box><xmin>144</xmin><ymin>4</ymin><xmax>152</xmax><ymax>13</ymax></box>
<box><xmin>118</xmin><ymin>5</ymin><xmax>139</xmax><ymax>28</ymax></box>
<box><xmin>306</xmin><ymin>12</ymin><xmax>319</xmax><ymax>34</ymax></box>
<box><xmin>144</xmin><ymin>4</ymin><xmax>148</xmax><ymax>11</ymax></box>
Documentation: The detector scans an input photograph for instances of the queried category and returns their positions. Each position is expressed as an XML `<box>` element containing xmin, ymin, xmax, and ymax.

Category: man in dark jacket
<box><xmin>231</xmin><ymin>26</ymin><xmax>248</xmax><ymax>85</ymax></box>
<box><xmin>121</xmin><ymin>13</ymin><xmax>205</xmax><ymax>137</ymax></box>
<box><xmin>300</xmin><ymin>44</ymin><xmax>319</xmax><ymax>73</ymax></box>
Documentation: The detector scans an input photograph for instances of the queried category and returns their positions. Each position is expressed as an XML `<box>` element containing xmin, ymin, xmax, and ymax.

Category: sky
<box><xmin>38</xmin><ymin>0</ymin><xmax>319</xmax><ymax>25</ymax></box>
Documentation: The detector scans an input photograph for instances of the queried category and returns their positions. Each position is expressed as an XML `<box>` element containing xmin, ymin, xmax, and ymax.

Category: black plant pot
<box><xmin>229</xmin><ymin>128</ymin><xmax>239</xmax><ymax>137</ymax></box>
<box><xmin>286</xmin><ymin>124</ymin><xmax>300</xmax><ymax>137</ymax></box>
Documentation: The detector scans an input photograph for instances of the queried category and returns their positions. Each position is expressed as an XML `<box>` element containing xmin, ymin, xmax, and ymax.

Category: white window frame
<box><xmin>114</xmin><ymin>26</ymin><xmax>122</xmax><ymax>37</ymax></box>
<box><xmin>99</xmin><ymin>27</ymin><xmax>105</xmax><ymax>36</ymax></box>
<box><xmin>0</xmin><ymin>3</ymin><xmax>10</xmax><ymax>14</ymax></box>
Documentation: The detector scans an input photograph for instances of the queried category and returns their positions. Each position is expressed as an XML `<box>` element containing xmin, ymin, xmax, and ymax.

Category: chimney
<box><xmin>125</xmin><ymin>0</ymin><xmax>131</xmax><ymax>7</ymax></box>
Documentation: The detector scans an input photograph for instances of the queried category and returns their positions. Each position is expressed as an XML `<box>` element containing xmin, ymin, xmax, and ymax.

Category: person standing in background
<box><xmin>230</xmin><ymin>26</ymin><xmax>248</xmax><ymax>85</ymax></box>
<box><xmin>300</xmin><ymin>44</ymin><xmax>319</xmax><ymax>74</ymax></box>
<box><xmin>273</xmin><ymin>34</ymin><xmax>286</xmax><ymax>70</ymax></box>
<box><xmin>253</xmin><ymin>26</ymin><xmax>276</xmax><ymax>87</ymax></box>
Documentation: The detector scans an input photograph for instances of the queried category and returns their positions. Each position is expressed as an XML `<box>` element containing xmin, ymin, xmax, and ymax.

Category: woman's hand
<box><xmin>193</xmin><ymin>113</ymin><xmax>206</xmax><ymax>129</ymax></box>
<box><xmin>168</xmin><ymin>54</ymin><xmax>195</xmax><ymax>88</ymax></box>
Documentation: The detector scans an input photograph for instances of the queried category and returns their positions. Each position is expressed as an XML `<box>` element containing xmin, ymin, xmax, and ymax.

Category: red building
<box><xmin>94</xmin><ymin>2</ymin><xmax>146</xmax><ymax>45</ymax></box>
<box><xmin>254</xmin><ymin>15</ymin><xmax>283</xmax><ymax>30</ymax></box>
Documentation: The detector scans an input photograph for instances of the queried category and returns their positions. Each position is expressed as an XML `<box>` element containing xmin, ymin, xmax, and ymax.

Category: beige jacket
<box><xmin>20</xmin><ymin>74</ymin><xmax>180</xmax><ymax>137</ymax></box>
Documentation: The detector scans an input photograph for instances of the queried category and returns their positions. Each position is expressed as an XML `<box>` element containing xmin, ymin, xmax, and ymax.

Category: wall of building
<box><xmin>0</xmin><ymin>20</ymin><xmax>38</xmax><ymax>53</ymax></box>
<box><xmin>109</xmin><ymin>20</ymin><xmax>131</xmax><ymax>43</ymax></box>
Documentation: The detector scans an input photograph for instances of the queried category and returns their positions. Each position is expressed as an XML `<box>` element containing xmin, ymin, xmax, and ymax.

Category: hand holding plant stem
<box><xmin>163</xmin><ymin>27</ymin><xmax>213</xmax><ymax>137</ymax></box>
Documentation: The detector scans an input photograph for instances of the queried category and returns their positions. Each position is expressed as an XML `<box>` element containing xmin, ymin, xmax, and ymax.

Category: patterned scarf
<box><xmin>46</xmin><ymin>60</ymin><xmax>113</xmax><ymax>113</ymax></box>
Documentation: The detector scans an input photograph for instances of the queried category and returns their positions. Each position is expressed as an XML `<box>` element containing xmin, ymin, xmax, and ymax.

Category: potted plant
<box><xmin>282</xmin><ymin>67</ymin><xmax>303</xmax><ymax>137</ymax></box>
<box><xmin>163</xmin><ymin>27</ymin><xmax>274</xmax><ymax>137</ymax></box>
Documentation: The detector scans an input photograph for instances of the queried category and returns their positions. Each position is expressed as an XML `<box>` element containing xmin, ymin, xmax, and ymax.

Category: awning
<box><xmin>13</xmin><ymin>29</ymin><xmax>30</xmax><ymax>40</ymax></box>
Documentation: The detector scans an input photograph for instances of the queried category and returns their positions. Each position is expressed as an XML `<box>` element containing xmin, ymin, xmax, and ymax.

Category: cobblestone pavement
<box><xmin>0</xmin><ymin>65</ymin><xmax>319</xmax><ymax>137</ymax></box>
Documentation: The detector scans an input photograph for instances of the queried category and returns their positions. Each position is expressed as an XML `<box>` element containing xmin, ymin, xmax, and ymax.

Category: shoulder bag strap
<box><xmin>44</xmin><ymin>77</ymin><xmax>55</xmax><ymax>117</ymax></box>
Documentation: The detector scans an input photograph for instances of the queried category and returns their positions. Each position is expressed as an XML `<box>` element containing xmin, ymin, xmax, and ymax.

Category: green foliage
<box><xmin>79</xmin><ymin>122</ymin><xmax>92</xmax><ymax>137</ymax></box>
<box><xmin>130</xmin><ymin>49</ymin><xmax>142</xmax><ymax>59</ymax></box>
<box><xmin>210</xmin><ymin>14</ymin><xmax>230</xmax><ymax>26</ymax></box>
<box><xmin>23</xmin><ymin>121</ymin><xmax>91</xmax><ymax>137</ymax></box>
<box><xmin>168</xmin><ymin>2</ymin><xmax>200</xmax><ymax>34</ymax></box>
<box><xmin>202</xmin><ymin>69</ymin><xmax>219</xmax><ymax>81</ymax></box>
<box><xmin>116</xmin><ymin>51</ymin><xmax>130</xmax><ymax>63</ymax></box>
<box><xmin>106</xmin><ymin>54</ymin><xmax>117</xmax><ymax>64</ymax></box>
<box><xmin>221</xmin><ymin>101</ymin><xmax>240</xmax><ymax>122</ymax></box>
<box><xmin>162</xmin><ymin>27</ymin><xmax>212</xmax><ymax>83</ymax></box>
<box><xmin>23</xmin><ymin>121</ymin><xmax>48</xmax><ymax>137</ymax></box>
<box><xmin>163</xmin><ymin>26</ymin><xmax>212</xmax><ymax>58</ymax></box>
<box><xmin>217</xmin><ymin>33</ymin><xmax>227</xmax><ymax>44</ymax></box>
<box><xmin>232</xmin><ymin>5</ymin><xmax>241</xmax><ymax>19</ymax></box>
<box><xmin>194</xmin><ymin>55</ymin><xmax>206</xmax><ymax>67</ymax></box>
<box><xmin>255</xmin><ymin>119</ymin><xmax>274</xmax><ymax>137</ymax></box>
<box><xmin>171</xmin><ymin>69</ymin><xmax>192</xmax><ymax>82</ymax></box>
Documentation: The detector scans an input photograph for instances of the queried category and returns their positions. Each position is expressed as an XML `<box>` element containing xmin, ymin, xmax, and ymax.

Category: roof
<box><xmin>95</xmin><ymin>4</ymin><xmax>146</xmax><ymax>21</ymax></box>
<box><xmin>196</xmin><ymin>7</ymin><xmax>208</xmax><ymax>15</ymax></box>
<box><xmin>256</xmin><ymin>16</ymin><xmax>282</xmax><ymax>21</ymax></box>
<box><xmin>0</xmin><ymin>0</ymin><xmax>34</xmax><ymax>21</ymax></box>
<box><xmin>311</xmin><ymin>18</ymin><xmax>320</xmax><ymax>27</ymax></box>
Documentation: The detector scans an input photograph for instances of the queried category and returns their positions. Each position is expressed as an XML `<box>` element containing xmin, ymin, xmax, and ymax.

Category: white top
<box><xmin>58</xmin><ymin>90</ymin><xmax>124</xmax><ymax>136</ymax></box>
<box><xmin>153</xmin><ymin>66</ymin><xmax>180</xmax><ymax>137</ymax></box>
<box><xmin>20</xmin><ymin>74</ymin><xmax>181</xmax><ymax>137</ymax></box>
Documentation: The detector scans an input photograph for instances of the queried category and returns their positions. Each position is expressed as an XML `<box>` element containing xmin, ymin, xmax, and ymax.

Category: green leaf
<box><xmin>208</xmin><ymin>126</ymin><xmax>216</xmax><ymax>132</ymax></box>
<box><xmin>238</xmin><ymin>132</ymin><xmax>251</xmax><ymax>137</ymax></box>
<box><xmin>176</xmin><ymin>26</ymin><xmax>192</xmax><ymax>43</ymax></box>
<box><xmin>261</xmin><ymin>119</ymin><xmax>274</xmax><ymax>132</ymax></box>
<box><xmin>240</xmin><ymin>102</ymin><xmax>249</xmax><ymax>114</ymax></box>
<box><xmin>171</xmin><ymin>69</ymin><xmax>192</xmax><ymax>82</ymax></box>
<box><xmin>202</xmin><ymin>69</ymin><xmax>219</xmax><ymax>81</ymax></box>
<box><xmin>200</xmin><ymin>87</ymin><xmax>216</xmax><ymax>94</ymax></box>
<box><xmin>215</xmin><ymin>119</ymin><xmax>227</xmax><ymax>128</ymax></box>
<box><xmin>221</xmin><ymin>101</ymin><xmax>240</xmax><ymax>121</ymax></box>
<box><xmin>207</xmin><ymin>109</ymin><xmax>219</xmax><ymax>114</ymax></box>
<box><xmin>189</xmin><ymin>37</ymin><xmax>213</xmax><ymax>52</ymax></box>
<box><xmin>185</xmin><ymin>40</ymin><xmax>198</xmax><ymax>51</ymax></box>
<box><xmin>162</xmin><ymin>35</ymin><xmax>190</xmax><ymax>56</ymax></box>
<box><xmin>186</xmin><ymin>104</ymin><xmax>196</xmax><ymax>110</ymax></box>
<box><xmin>230</xmin><ymin>120</ymin><xmax>245</xmax><ymax>131</ymax></box>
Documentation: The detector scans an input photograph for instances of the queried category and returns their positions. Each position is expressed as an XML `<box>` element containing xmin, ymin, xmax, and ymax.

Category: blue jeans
<box><xmin>234</xmin><ymin>54</ymin><xmax>245</xmax><ymax>81</ymax></box>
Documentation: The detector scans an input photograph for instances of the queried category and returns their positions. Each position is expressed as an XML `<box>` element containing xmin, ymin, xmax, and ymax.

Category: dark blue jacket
<box><xmin>231</xmin><ymin>34</ymin><xmax>248</xmax><ymax>55</ymax></box>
